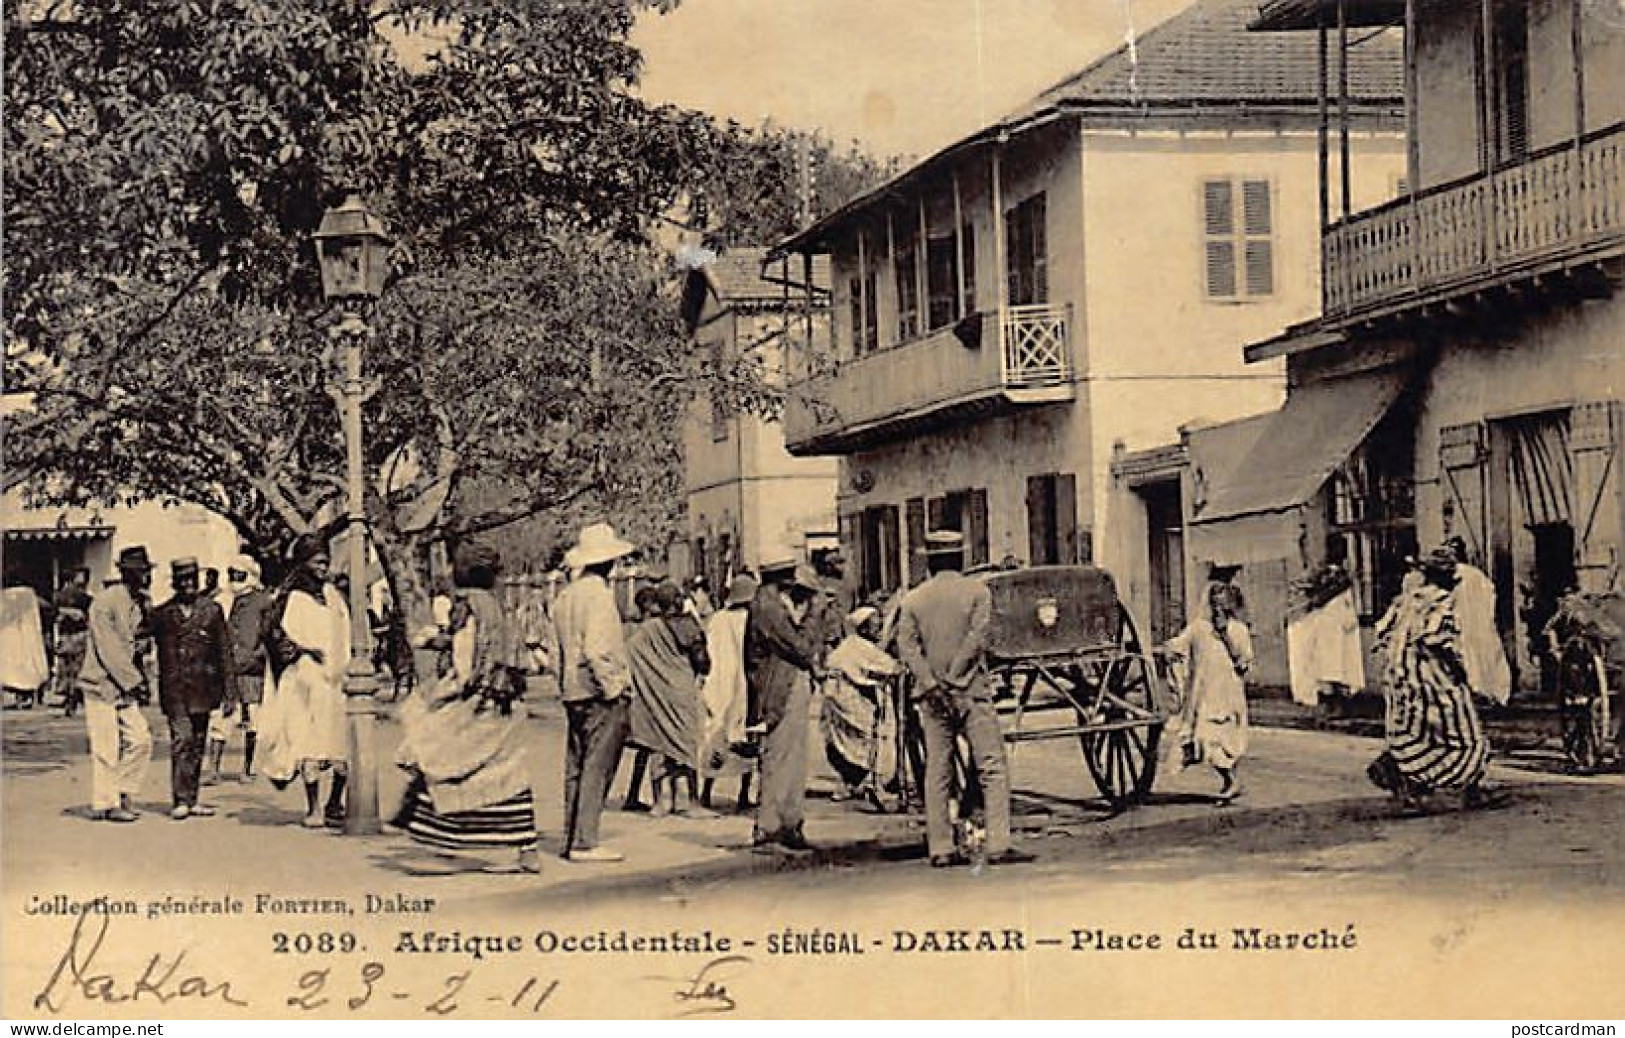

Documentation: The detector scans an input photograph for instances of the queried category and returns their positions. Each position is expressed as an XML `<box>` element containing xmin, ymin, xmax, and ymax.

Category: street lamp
<box><xmin>314</xmin><ymin>192</ymin><xmax>391</xmax><ymax>836</ymax></box>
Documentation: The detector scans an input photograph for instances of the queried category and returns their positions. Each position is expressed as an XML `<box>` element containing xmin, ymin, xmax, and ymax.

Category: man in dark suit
<box><xmin>744</xmin><ymin>561</ymin><xmax>825</xmax><ymax>851</ymax></box>
<box><xmin>896</xmin><ymin>531</ymin><xmax>1033</xmax><ymax>868</ymax></box>
<box><xmin>149</xmin><ymin>557</ymin><xmax>236</xmax><ymax>820</ymax></box>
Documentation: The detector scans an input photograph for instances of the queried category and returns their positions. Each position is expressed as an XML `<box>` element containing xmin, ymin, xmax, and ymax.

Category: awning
<box><xmin>3</xmin><ymin>525</ymin><xmax>115</xmax><ymax>542</ymax></box>
<box><xmin>1188</xmin><ymin>509</ymin><xmax>1306</xmax><ymax>568</ymax></box>
<box><xmin>1192</xmin><ymin>366</ymin><xmax>1408</xmax><ymax>525</ymax></box>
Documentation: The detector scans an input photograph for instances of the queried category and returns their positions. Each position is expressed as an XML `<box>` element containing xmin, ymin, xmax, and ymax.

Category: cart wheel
<box><xmin>1558</xmin><ymin>637</ymin><xmax>1611</xmax><ymax>773</ymax></box>
<box><xmin>1077</xmin><ymin>605</ymin><xmax>1167</xmax><ymax>808</ymax></box>
<box><xmin>1082</xmin><ymin>723</ymin><xmax>1163</xmax><ymax>809</ymax></box>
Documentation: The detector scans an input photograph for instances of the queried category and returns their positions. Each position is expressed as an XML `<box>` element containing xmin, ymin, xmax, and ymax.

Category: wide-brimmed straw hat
<box><xmin>924</xmin><ymin>530</ymin><xmax>965</xmax><ymax>557</ymax></box>
<box><xmin>565</xmin><ymin>522</ymin><xmax>636</xmax><ymax>569</ymax></box>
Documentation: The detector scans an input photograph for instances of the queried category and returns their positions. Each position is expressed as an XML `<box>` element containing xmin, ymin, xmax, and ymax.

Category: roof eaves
<box><xmin>770</xmin><ymin>107</ymin><xmax>1068</xmax><ymax>259</ymax></box>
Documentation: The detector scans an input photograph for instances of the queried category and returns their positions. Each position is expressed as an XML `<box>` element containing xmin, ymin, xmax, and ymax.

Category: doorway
<box><xmin>1140</xmin><ymin>480</ymin><xmax>1186</xmax><ymax>644</ymax></box>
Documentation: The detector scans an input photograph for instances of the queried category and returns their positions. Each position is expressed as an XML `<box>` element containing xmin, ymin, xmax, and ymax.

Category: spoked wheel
<box><xmin>1081</xmin><ymin>724</ymin><xmax>1163</xmax><ymax>810</ymax></box>
<box><xmin>1074</xmin><ymin>605</ymin><xmax>1168</xmax><ymax>809</ymax></box>
<box><xmin>1558</xmin><ymin>637</ymin><xmax>1616</xmax><ymax>773</ymax></box>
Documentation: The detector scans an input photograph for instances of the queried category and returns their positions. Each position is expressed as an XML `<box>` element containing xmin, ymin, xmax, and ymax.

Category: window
<box><xmin>1492</xmin><ymin>0</ymin><xmax>1529</xmax><ymax>166</ymax></box>
<box><xmin>709</xmin><ymin>343</ymin><xmax>729</xmax><ymax>441</ymax></box>
<box><xmin>1026</xmin><ymin>473</ymin><xmax>1078</xmax><ymax>566</ymax></box>
<box><xmin>847</xmin><ymin>274</ymin><xmax>864</xmax><ymax>358</ymax></box>
<box><xmin>862</xmin><ymin>267</ymin><xmax>878</xmax><ymax>354</ymax></box>
<box><xmin>1006</xmin><ymin>194</ymin><xmax>1048</xmax><ymax>306</ymax></box>
<box><xmin>926</xmin><ymin>234</ymin><xmax>958</xmax><ymax>331</ymax></box>
<box><xmin>859</xmin><ymin>504</ymin><xmax>902</xmax><ymax>595</ymax></box>
<box><xmin>895</xmin><ymin>230</ymin><xmax>920</xmax><ymax>343</ymax></box>
<box><xmin>925</xmin><ymin>220</ymin><xmax>978</xmax><ymax>330</ymax></box>
<box><xmin>1203</xmin><ymin>179</ymin><xmax>1274</xmax><ymax>300</ymax></box>
<box><xmin>926</xmin><ymin>488</ymin><xmax>989</xmax><ymax>567</ymax></box>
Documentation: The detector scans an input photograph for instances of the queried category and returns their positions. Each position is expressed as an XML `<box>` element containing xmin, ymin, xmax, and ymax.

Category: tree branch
<box><xmin>449</xmin><ymin>477</ymin><xmax>601</xmax><ymax>540</ymax></box>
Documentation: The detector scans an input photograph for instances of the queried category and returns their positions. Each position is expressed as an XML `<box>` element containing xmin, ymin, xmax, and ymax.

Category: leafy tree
<box><xmin>687</xmin><ymin>120</ymin><xmax>905</xmax><ymax>249</ymax></box>
<box><xmin>4</xmin><ymin>0</ymin><xmax>895</xmax><ymax>642</ymax></box>
<box><xmin>4</xmin><ymin>0</ymin><xmax>731</xmax><ymax>621</ymax></box>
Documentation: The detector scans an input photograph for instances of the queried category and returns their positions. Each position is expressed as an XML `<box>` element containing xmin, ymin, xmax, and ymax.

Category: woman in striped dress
<box><xmin>1369</xmin><ymin>547</ymin><xmax>1491</xmax><ymax>811</ymax></box>
<box><xmin>393</xmin><ymin>543</ymin><xmax>540</xmax><ymax>873</ymax></box>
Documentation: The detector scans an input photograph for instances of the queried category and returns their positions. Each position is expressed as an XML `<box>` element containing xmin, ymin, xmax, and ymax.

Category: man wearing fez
<box><xmin>79</xmin><ymin>546</ymin><xmax>157</xmax><ymax>823</ymax></box>
<box><xmin>744</xmin><ymin>560</ymin><xmax>825</xmax><ymax>851</ymax></box>
<box><xmin>896</xmin><ymin>531</ymin><xmax>1033</xmax><ymax>868</ymax></box>
<box><xmin>149</xmin><ymin>557</ymin><xmax>237</xmax><ymax>820</ymax></box>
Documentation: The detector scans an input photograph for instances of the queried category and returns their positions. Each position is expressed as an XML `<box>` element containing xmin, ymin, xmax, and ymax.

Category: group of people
<box><xmin>42</xmin><ymin>510</ymin><xmax>1514</xmax><ymax>878</ymax></box>
<box><xmin>62</xmin><ymin>538</ymin><xmax>352</xmax><ymax>825</ymax></box>
<box><xmin>542</xmin><ymin>522</ymin><xmax>1035</xmax><ymax>868</ymax></box>
<box><xmin>1166</xmin><ymin>534</ymin><xmax>1511</xmax><ymax>815</ymax></box>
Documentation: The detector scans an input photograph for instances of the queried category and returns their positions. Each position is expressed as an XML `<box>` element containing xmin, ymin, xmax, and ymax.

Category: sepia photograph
<box><xmin>2</xmin><ymin>0</ymin><xmax>1623</xmax><ymax>1022</ymax></box>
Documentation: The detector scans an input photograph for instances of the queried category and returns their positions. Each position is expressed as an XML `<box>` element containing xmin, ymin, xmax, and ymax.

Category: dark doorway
<box><xmin>1140</xmin><ymin>480</ymin><xmax>1186</xmax><ymax>644</ymax></box>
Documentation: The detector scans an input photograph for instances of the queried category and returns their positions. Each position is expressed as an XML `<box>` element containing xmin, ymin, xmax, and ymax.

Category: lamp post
<box><xmin>314</xmin><ymin>192</ymin><xmax>391</xmax><ymax>836</ymax></box>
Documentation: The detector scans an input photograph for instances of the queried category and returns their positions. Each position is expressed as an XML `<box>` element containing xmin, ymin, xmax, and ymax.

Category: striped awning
<box><xmin>3</xmin><ymin>525</ymin><xmax>115</xmax><ymax>542</ymax></box>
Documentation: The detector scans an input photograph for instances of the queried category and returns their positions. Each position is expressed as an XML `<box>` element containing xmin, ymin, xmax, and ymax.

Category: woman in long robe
<box><xmin>820</xmin><ymin>606</ymin><xmax>902</xmax><ymax>803</ymax></box>
<box><xmin>1370</xmin><ymin>548</ymin><xmax>1491</xmax><ymax>810</ymax></box>
<box><xmin>393</xmin><ymin>543</ymin><xmax>539</xmax><ymax>872</ymax></box>
<box><xmin>1162</xmin><ymin>581</ymin><xmax>1254</xmax><ymax>802</ymax></box>
<box><xmin>698</xmin><ymin>575</ymin><xmax>757</xmax><ymax>811</ymax></box>
<box><xmin>626</xmin><ymin>582</ymin><xmax>710</xmax><ymax>816</ymax></box>
<box><xmin>257</xmin><ymin>538</ymin><xmax>351</xmax><ymax>827</ymax></box>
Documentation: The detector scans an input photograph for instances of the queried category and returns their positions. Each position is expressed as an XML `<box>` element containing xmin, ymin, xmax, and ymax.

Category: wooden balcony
<box><xmin>784</xmin><ymin>303</ymin><xmax>1074</xmax><ymax>455</ymax></box>
<box><xmin>1323</xmin><ymin>121</ymin><xmax>1625</xmax><ymax>321</ymax></box>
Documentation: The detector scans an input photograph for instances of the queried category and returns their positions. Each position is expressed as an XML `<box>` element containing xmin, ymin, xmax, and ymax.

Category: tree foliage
<box><xmin>3</xmin><ymin>0</ymin><xmax>891</xmax><ymax>623</ymax></box>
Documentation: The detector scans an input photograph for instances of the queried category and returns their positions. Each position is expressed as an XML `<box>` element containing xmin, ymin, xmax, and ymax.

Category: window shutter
<box><xmin>1030</xmin><ymin>194</ymin><xmax>1048</xmax><ymax>304</ymax></box>
<box><xmin>960</xmin><ymin>220</ymin><xmax>976</xmax><ymax>317</ymax></box>
<box><xmin>906</xmin><ymin>497</ymin><xmax>927</xmax><ymax>586</ymax></box>
<box><xmin>881</xmin><ymin>504</ymin><xmax>902</xmax><ymax>591</ymax></box>
<box><xmin>1242</xmin><ymin>181</ymin><xmax>1273</xmax><ymax>296</ymax></box>
<box><xmin>1570</xmin><ymin>401</ymin><xmax>1621</xmax><ymax>591</ymax></box>
<box><xmin>1245</xmin><ymin>241</ymin><xmax>1274</xmax><ymax>296</ymax></box>
<box><xmin>1006</xmin><ymin>212</ymin><xmax>1025</xmax><ymax>307</ymax></box>
<box><xmin>1439</xmin><ymin>422</ymin><xmax>1488</xmax><ymax>565</ymax></box>
<box><xmin>1026</xmin><ymin>475</ymin><xmax>1052</xmax><ymax>565</ymax></box>
<box><xmin>1056</xmin><ymin>473</ymin><xmax>1079</xmax><ymax>565</ymax></box>
<box><xmin>1203</xmin><ymin>180</ymin><xmax>1234</xmax><ymax>236</ymax></box>
<box><xmin>1205</xmin><ymin>241</ymin><xmax>1237</xmax><ymax>298</ymax></box>
<box><xmin>839</xmin><ymin>512</ymin><xmax>860</xmax><ymax>590</ymax></box>
<box><xmin>1242</xmin><ymin>181</ymin><xmax>1271</xmax><ymax>235</ymax></box>
<box><xmin>967</xmin><ymin>488</ymin><xmax>990</xmax><ymax>567</ymax></box>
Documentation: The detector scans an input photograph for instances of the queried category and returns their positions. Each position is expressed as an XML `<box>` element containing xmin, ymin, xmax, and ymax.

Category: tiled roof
<box><xmin>775</xmin><ymin>0</ymin><xmax>1404</xmax><ymax>256</ymax></box>
<box><xmin>690</xmin><ymin>246</ymin><xmax>830</xmax><ymax>302</ymax></box>
<box><xmin>1020</xmin><ymin>0</ymin><xmax>1403</xmax><ymax>114</ymax></box>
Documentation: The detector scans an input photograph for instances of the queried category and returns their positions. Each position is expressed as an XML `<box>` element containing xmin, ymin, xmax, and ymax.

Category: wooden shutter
<box><xmin>1006</xmin><ymin>205</ymin><xmax>1026</xmax><ymax>306</ymax></box>
<box><xmin>1242</xmin><ymin>180</ymin><xmax>1273</xmax><ymax>296</ymax></box>
<box><xmin>1026</xmin><ymin>475</ymin><xmax>1053</xmax><ymax>565</ymax></box>
<box><xmin>960</xmin><ymin>220</ymin><xmax>976</xmax><ymax>317</ymax></box>
<box><xmin>1203</xmin><ymin>180</ymin><xmax>1237</xmax><ymax>299</ymax></box>
<box><xmin>1056</xmin><ymin>473</ymin><xmax>1079</xmax><ymax>565</ymax></box>
<box><xmin>1570</xmin><ymin>401</ymin><xmax>1621</xmax><ymax>591</ymax></box>
<box><xmin>967</xmin><ymin>487</ymin><xmax>990</xmax><ymax>567</ymax></box>
<box><xmin>838</xmin><ymin>511</ymin><xmax>859</xmax><ymax>589</ymax></box>
<box><xmin>1439</xmin><ymin>422</ymin><xmax>1488</xmax><ymax>565</ymax></box>
<box><xmin>926</xmin><ymin>496</ymin><xmax>946</xmax><ymax>534</ymax></box>
<box><xmin>906</xmin><ymin>497</ymin><xmax>927</xmax><ymax>585</ymax></box>
<box><xmin>880</xmin><ymin>505</ymin><xmax>903</xmax><ymax>591</ymax></box>
<box><xmin>1029</xmin><ymin>194</ymin><xmax>1048</xmax><ymax>304</ymax></box>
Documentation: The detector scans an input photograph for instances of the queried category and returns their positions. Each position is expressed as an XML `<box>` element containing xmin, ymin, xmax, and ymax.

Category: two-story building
<box><xmin>680</xmin><ymin>247</ymin><xmax>837</xmax><ymax>592</ymax></box>
<box><xmin>771</xmin><ymin>0</ymin><xmax>1405</xmax><ymax>643</ymax></box>
<box><xmin>1192</xmin><ymin>0</ymin><xmax>1625</xmax><ymax>691</ymax></box>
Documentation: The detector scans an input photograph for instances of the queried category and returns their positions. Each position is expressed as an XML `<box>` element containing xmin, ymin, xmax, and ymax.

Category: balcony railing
<box><xmin>783</xmin><ymin>303</ymin><xmax>1072</xmax><ymax>454</ymax></box>
<box><xmin>1323</xmin><ymin>121</ymin><xmax>1625</xmax><ymax>319</ymax></box>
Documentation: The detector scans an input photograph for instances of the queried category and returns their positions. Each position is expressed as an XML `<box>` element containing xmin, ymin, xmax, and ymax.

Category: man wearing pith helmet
<box><xmin>896</xmin><ymin>530</ymin><xmax>1033</xmax><ymax>868</ymax></box>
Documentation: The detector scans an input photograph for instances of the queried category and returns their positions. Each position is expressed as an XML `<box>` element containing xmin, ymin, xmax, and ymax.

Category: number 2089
<box><xmin>273</xmin><ymin>932</ymin><xmax>359</xmax><ymax>954</ymax></box>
